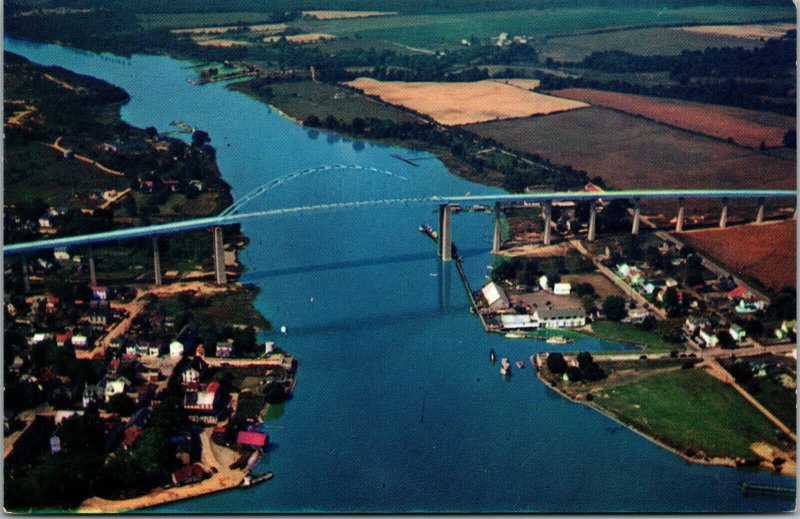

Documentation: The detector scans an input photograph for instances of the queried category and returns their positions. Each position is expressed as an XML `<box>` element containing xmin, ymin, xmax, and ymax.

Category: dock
<box><xmin>390</xmin><ymin>153</ymin><xmax>420</xmax><ymax>167</ymax></box>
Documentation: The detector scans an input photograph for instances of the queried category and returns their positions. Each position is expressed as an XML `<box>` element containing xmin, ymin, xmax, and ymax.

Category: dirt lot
<box><xmin>561</xmin><ymin>273</ymin><xmax>626</xmax><ymax>299</ymax></box>
<box><xmin>680</xmin><ymin>220</ymin><xmax>796</xmax><ymax>291</ymax></box>
<box><xmin>344</xmin><ymin>78</ymin><xmax>588</xmax><ymax>125</ymax></box>
<box><xmin>466</xmin><ymin>107</ymin><xmax>795</xmax><ymax>222</ymax></box>
<box><xmin>675</xmin><ymin>23</ymin><xmax>795</xmax><ymax>40</ymax></box>
<box><xmin>550</xmin><ymin>88</ymin><xmax>794</xmax><ymax>149</ymax></box>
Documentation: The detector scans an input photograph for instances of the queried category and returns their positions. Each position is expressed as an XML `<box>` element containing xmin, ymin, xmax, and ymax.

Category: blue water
<box><xmin>6</xmin><ymin>37</ymin><xmax>795</xmax><ymax>513</ymax></box>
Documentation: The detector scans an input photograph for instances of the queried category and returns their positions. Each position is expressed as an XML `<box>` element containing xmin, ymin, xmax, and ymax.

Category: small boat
<box><xmin>489</xmin><ymin>349</ymin><xmax>496</xmax><ymax>363</ymax></box>
<box><xmin>500</xmin><ymin>366</ymin><xmax>511</xmax><ymax>377</ymax></box>
<box><xmin>516</xmin><ymin>360</ymin><xmax>525</xmax><ymax>369</ymax></box>
<box><xmin>505</xmin><ymin>331</ymin><xmax>527</xmax><ymax>339</ymax></box>
<box><xmin>546</xmin><ymin>336</ymin><xmax>572</xmax><ymax>344</ymax></box>
<box><xmin>418</xmin><ymin>224</ymin><xmax>438</xmax><ymax>241</ymax></box>
<box><xmin>240</xmin><ymin>472</ymin><xmax>274</xmax><ymax>487</ymax></box>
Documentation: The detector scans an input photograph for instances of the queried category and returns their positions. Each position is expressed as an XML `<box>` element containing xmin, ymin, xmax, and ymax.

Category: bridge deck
<box><xmin>4</xmin><ymin>189</ymin><xmax>795</xmax><ymax>255</ymax></box>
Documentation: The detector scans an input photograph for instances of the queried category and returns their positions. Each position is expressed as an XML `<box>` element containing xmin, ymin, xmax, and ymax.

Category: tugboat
<box><xmin>489</xmin><ymin>349</ymin><xmax>496</xmax><ymax>363</ymax></box>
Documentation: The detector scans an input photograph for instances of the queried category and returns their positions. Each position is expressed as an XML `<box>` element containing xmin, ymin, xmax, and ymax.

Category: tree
<box><xmin>546</xmin><ymin>352</ymin><xmax>568</xmax><ymax>374</ymax></box>
<box><xmin>602</xmin><ymin>295</ymin><xmax>626</xmax><ymax>321</ymax></box>
<box><xmin>351</xmin><ymin>117</ymin><xmax>366</xmax><ymax>134</ymax></box>
<box><xmin>191</xmin><ymin>130</ymin><xmax>210</xmax><ymax>147</ymax></box>
<box><xmin>661</xmin><ymin>287</ymin><xmax>680</xmax><ymax>312</ymax></box>
<box><xmin>783</xmin><ymin>129</ymin><xmax>796</xmax><ymax>148</ymax></box>
<box><xmin>107</xmin><ymin>393</ymin><xmax>137</xmax><ymax>416</ymax></box>
<box><xmin>582</xmin><ymin>362</ymin><xmax>606</xmax><ymax>381</ymax></box>
<box><xmin>717</xmin><ymin>330</ymin><xmax>736</xmax><ymax>349</ymax></box>
<box><xmin>566</xmin><ymin>366</ymin><xmax>583</xmax><ymax>382</ymax></box>
<box><xmin>576</xmin><ymin>351</ymin><xmax>594</xmax><ymax>369</ymax></box>
<box><xmin>728</xmin><ymin>361</ymin><xmax>754</xmax><ymax>384</ymax></box>
<box><xmin>304</xmin><ymin>114</ymin><xmax>320</xmax><ymax>127</ymax></box>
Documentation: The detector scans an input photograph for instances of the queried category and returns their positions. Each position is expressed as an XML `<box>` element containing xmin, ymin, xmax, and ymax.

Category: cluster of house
<box><xmin>481</xmin><ymin>277</ymin><xmax>587</xmax><ymax>331</ymax></box>
<box><xmin>137</xmin><ymin>177</ymin><xmax>204</xmax><ymax>195</ymax></box>
<box><xmin>682</xmin><ymin>315</ymin><xmax>746</xmax><ymax>348</ymax></box>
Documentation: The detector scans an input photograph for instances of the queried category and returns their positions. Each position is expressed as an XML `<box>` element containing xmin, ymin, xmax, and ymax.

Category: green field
<box><xmin>596</xmin><ymin>369</ymin><xmax>777</xmax><ymax>459</ymax></box>
<box><xmin>155</xmin><ymin>286</ymin><xmax>270</xmax><ymax>329</ymax></box>
<box><xmin>137</xmin><ymin>12</ymin><xmax>273</xmax><ymax>29</ymax></box>
<box><xmin>591</xmin><ymin>320</ymin><xmax>683</xmax><ymax>352</ymax></box>
<box><xmin>5</xmin><ymin>143</ymin><xmax>130</xmax><ymax>207</ymax></box>
<box><xmin>297</xmin><ymin>6</ymin><xmax>794</xmax><ymax>49</ymax></box>
<box><xmin>538</xmin><ymin>26</ymin><xmax>767</xmax><ymax>62</ymax></box>
<box><xmin>231</xmin><ymin>80</ymin><xmax>419</xmax><ymax>124</ymax></box>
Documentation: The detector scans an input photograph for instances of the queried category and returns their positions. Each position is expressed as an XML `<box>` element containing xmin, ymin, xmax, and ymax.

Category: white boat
<box><xmin>546</xmin><ymin>336</ymin><xmax>571</xmax><ymax>344</ymax></box>
<box><xmin>505</xmin><ymin>331</ymin><xmax>527</xmax><ymax>339</ymax></box>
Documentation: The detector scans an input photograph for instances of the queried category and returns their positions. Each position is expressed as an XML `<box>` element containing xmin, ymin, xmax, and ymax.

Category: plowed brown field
<box><xmin>680</xmin><ymin>220</ymin><xmax>796</xmax><ymax>290</ymax></box>
<box><xmin>550</xmin><ymin>88</ymin><xmax>794</xmax><ymax>148</ymax></box>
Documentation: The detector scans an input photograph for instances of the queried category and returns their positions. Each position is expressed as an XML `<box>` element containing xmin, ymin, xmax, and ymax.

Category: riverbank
<box><xmin>532</xmin><ymin>354</ymin><xmax>795</xmax><ymax>476</ymax></box>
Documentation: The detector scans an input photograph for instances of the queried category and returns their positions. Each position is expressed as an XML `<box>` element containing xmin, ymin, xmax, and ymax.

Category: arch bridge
<box><xmin>4</xmin><ymin>187</ymin><xmax>795</xmax><ymax>290</ymax></box>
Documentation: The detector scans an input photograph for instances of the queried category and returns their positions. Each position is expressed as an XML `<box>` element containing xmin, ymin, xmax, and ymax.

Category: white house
<box><xmin>500</xmin><ymin>314</ymin><xmax>537</xmax><ymax>330</ymax></box>
<box><xmin>72</xmin><ymin>335</ymin><xmax>88</xmax><ymax>348</ymax></box>
<box><xmin>533</xmin><ymin>307</ymin><xmax>586</xmax><ymax>328</ymax></box>
<box><xmin>538</xmin><ymin>275</ymin><xmax>549</xmax><ymax>291</ymax></box>
<box><xmin>729</xmin><ymin>324</ymin><xmax>746</xmax><ymax>342</ymax></box>
<box><xmin>698</xmin><ymin>329</ymin><xmax>719</xmax><ymax>348</ymax></box>
<box><xmin>481</xmin><ymin>281</ymin><xmax>510</xmax><ymax>311</ymax></box>
<box><xmin>170</xmin><ymin>340</ymin><xmax>185</xmax><ymax>358</ymax></box>
<box><xmin>104</xmin><ymin>377</ymin><xmax>128</xmax><ymax>402</ymax></box>
<box><xmin>553</xmin><ymin>283</ymin><xmax>571</xmax><ymax>295</ymax></box>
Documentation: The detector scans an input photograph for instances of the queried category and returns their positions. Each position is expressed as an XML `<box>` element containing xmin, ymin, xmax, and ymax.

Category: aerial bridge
<box><xmin>3</xmin><ymin>162</ymin><xmax>795</xmax><ymax>290</ymax></box>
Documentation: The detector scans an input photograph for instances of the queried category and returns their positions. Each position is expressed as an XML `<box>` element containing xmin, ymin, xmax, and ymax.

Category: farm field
<box><xmin>549</xmin><ymin>88</ymin><xmax>795</xmax><ymax>148</ymax></box>
<box><xmin>538</xmin><ymin>27</ymin><xmax>765</xmax><ymax>62</ymax></box>
<box><xmin>301</xmin><ymin>10</ymin><xmax>397</xmax><ymax>20</ymax></box>
<box><xmin>466</xmin><ymin>107</ymin><xmax>795</xmax><ymax>222</ymax></box>
<box><xmin>560</xmin><ymin>272</ymin><xmax>626</xmax><ymax>299</ymax></box>
<box><xmin>263</xmin><ymin>33</ymin><xmax>336</xmax><ymax>43</ymax></box>
<box><xmin>345</xmin><ymin>78</ymin><xmax>588</xmax><ymax>125</ymax></box>
<box><xmin>137</xmin><ymin>12</ymin><xmax>273</xmax><ymax>29</ymax></box>
<box><xmin>466</xmin><ymin>107</ymin><xmax>795</xmax><ymax>191</ymax></box>
<box><xmin>231</xmin><ymin>80</ymin><xmax>420</xmax><ymax>125</ymax></box>
<box><xmin>297</xmin><ymin>5</ymin><xmax>794</xmax><ymax>50</ymax></box>
<box><xmin>679</xmin><ymin>220</ymin><xmax>796</xmax><ymax>291</ymax></box>
<box><xmin>675</xmin><ymin>22</ymin><xmax>795</xmax><ymax>40</ymax></box>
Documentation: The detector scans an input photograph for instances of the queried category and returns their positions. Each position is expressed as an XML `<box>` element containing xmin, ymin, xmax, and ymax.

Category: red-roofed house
<box><xmin>56</xmin><ymin>331</ymin><xmax>73</xmax><ymax>347</ymax></box>
<box><xmin>237</xmin><ymin>430</ymin><xmax>269</xmax><ymax>450</ymax></box>
<box><xmin>122</xmin><ymin>425</ymin><xmax>142</xmax><ymax>449</ymax></box>
<box><xmin>727</xmin><ymin>285</ymin><xmax>750</xmax><ymax>300</ymax></box>
<box><xmin>171</xmin><ymin>463</ymin><xmax>207</xmax><ymax>486</ymax></box>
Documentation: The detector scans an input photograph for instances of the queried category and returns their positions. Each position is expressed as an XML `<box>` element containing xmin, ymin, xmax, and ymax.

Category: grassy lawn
<box><xmin>590</xmin><ymin>320</ymin><xmax>682</xmax><ymax>352</ymax></box>
<box><xmin>156</xmin><ymin>287</ymin><xmax>270</xmax><ymax>329</ymax></box>
<box><xmin>596</xmin><ymin>368</ymin><xmax>777</xmax><ymax>459</ymax></box>
<box><xmin>232</xmin><ymin>80</ymin><xmax>418</xmax><ymax>124</ymax></box>
<box><xmin>5</xmin><ymin>143</ymin><xmax>130</xmax><ymax>207</ymax></box>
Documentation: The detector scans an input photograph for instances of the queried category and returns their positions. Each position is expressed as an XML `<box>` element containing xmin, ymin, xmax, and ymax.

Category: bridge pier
<box><xmin>543</xmin><ymin>200</ymin><xmax>553</xmax><ymax>246</ymax></box>
<box><xmin>675</xmin><ymin>197</ymin><xmax>685</xmax><ymax>232</ymax></box>
<box><xmin>755</xmin><ymin>197</ymin><xmax>765</xmax><ymax>224</ymax></box>
<box><xmin>719</xmin><ymin>197</ymin><xmax>729</xmax><ymax>229</ymax></box>
<box><xmin>492</xmin><ymin>203</ymin><xmax>502</xmax><ymax>255</ymax></box>
<box><xmin>152</xmin><ymin>236</ymin><xmax>163</xmax><ymax>286</ymax></box>
<box><xmin>631</xmin><ymin>198</ymin><xmax>641</xmax><ymax>235</ymax></box>
<box><xmin>438</xmin><ymin>204</ymin><xmax>453</xmax><ymax>261</ymax></box>
<box><xmin>213</xmin><ymin>226</ymin><xmax>227</xmax><ymax>285</ymax></box>
<box><xmin>21</xmin><ymin>254</ymin><xmax>30</xmax><ymax>293</ymax></box>
<box><xmin>87</xmin><ymin>246</ymin><xmax>97</xmax><ymax>286</ymax></box>
<box><xmin>587</xmin><ymin>200</ymin><xmax>597</xmax><ymax>242</ymax></box>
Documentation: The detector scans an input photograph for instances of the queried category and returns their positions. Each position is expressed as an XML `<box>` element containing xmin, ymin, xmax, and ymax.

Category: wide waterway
<box><xmin>5</xmin><ymin>37</ymin><xmax>794</xmax><ymax>513</ymax></box>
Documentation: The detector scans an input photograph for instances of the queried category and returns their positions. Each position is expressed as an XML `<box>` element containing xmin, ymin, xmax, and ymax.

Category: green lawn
<box><xmin>591</xmin><ymin>320</ymin><xmax>682</xmax><ymax>352</ymax></box>
<box><xmin>596</xmin><ymin>369</ymin><xmax>777</xmax><ymax>459</ymax></box>
<box><xmin>156</xmin><ymin>287</ymin><xmax>270</xmax><ymax>330</ymax></box>
<box><xmin>232</xmin><ymin>80</ymin><xmax>418</xmax><ymax>124</ymax></box>
<box><xmin>299</xmin><ymin>5</ymin><xmax>794</xmax><ymax>49</ymax></box>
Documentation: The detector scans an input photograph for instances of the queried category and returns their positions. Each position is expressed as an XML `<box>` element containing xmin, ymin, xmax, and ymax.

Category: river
<box><xmin>5</xmin><ymin>37</ymin><xmax>794</xmax><ymax>513</ymax></box>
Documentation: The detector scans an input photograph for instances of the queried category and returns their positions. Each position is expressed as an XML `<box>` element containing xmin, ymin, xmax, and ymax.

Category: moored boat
<box><xmin>546</xmin><ymin>336</ymin><xmax>572</xmax><ymax>344</ymax></box>
<box><xmin>516</xmin><ymin>360</ymin><xmax>525</xmax><ymax>369</ymax></box>
<box><xmin>241</xmin><ymin>472</ymin><xmax>274</xmax><ymax>488</ymax></box>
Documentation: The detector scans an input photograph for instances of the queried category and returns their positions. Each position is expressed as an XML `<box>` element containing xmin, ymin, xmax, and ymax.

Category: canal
<box><xmin>5</xmin><ymin>37</ymin><xmax>794</xmax><ymax>513</ymax></box>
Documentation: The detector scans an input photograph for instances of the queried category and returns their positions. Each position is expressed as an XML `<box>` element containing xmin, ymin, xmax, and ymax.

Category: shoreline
<box><xmin>531</xmin><ymin>356</ymin><xmax>795</xmax><ymax>476</ymax></box>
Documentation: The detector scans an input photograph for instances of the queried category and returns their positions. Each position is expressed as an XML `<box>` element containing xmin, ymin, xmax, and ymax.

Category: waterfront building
<box><xmin>532</xmin><ymin>307</ymin><xmax>586</xmax><ymax>328</ymax></box>
<box><xmin>480</xmin><ymin>281</ymin><xmax>510</xmax><ymax>311</ymax></box>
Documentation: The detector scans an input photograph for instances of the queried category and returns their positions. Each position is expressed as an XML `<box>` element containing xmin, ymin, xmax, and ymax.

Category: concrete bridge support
<box><xmin>631</xmin><ymin>198</ymin><xmax>641</xmax><ymax>235</ymax></box>
<box><xmin>587</xmin><ymin>200</ymin><xmax>597</xmax><ymax>242</ymax></box>
<box><xmin>719</xmin><ymin>197</ymin><xmax>729</xmax><ymax>229</ymax></box>
<box><xmin>675</xmin><ymin>198</ymin><xmax>685</xmax><ymax>232</ymax></box>
<box><xmin>87</xmin><ymin>246</ymin><xmax>97</xmax><ymax>286</ymax></box>
<box><xmin>543</xmin><ymin>200</ymin><xmax>553</xmax><ymax>246</ymax></box>
<box><xmin>492</xmin><ymin>203</ymin><xmax>502</xmax><ymax>255</ymax></box>
<box><xmin>152</xmin><ymin>236</ymin><xmax>163</xmax><ymax>286</ymax></box>
<box><xmin>438</xmin><ymin>204</ymin><xmax>453</xmax><ymax>261</ymax></box>
<box><xmin>213</xmin><ymin>226</ymin><xmax>227</xmax><ymax>285</ymax></box>
<box><xmin>21</xmin><ymin>255</ymin><xmax>30</xmax><ymax>293</ymax></box>
<box><xmin>755</xmin><ymin>197</ymin><xmax>765</xmax><ymax>224</ymax></box>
